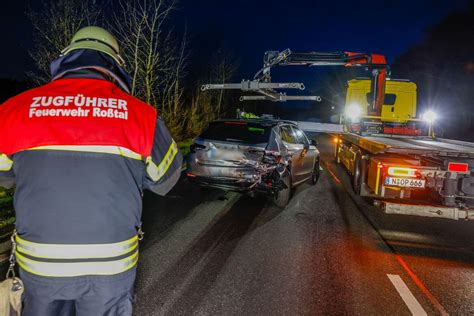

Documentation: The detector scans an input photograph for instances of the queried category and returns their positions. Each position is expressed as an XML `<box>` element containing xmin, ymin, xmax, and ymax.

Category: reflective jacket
<box><xmin>0</xmin><ymin>77</ymin><xmax>182</xmax><ymax>278</ymax></box>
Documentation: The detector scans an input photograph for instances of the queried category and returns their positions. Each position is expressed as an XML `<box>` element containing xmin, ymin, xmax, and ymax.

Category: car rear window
<box><xmin>199</xmin><ymin>121</ymin><xmax>272</xmax><ymax>144</ymax></box>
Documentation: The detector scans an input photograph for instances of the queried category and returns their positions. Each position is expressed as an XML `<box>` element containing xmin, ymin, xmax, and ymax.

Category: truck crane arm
<box><xmin>257</xmin><ymin>49</ymin><xmax>388</xmax><ymax>115</ymax></box>
<box><xmin>201</xmin><ymin>48</ymin><xmax>388</xmax><ymax>114</ymax></box>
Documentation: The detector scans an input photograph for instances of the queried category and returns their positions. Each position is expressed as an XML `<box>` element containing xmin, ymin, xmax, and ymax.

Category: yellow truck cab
<box><xmin>345</xmin><ymin>79</ymin><xmax>417</xmax><ymax>124</ymax></box>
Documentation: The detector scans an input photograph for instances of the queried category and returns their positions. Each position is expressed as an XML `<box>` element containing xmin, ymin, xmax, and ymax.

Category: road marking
<box><xmin>395</xmin><ymin>255</ymin><xmax>449</xmax><ymax>316</ymax></box>
<box><xmin>323</xmin><ymin>149</ymin><xmax>449</xmax><ymax>315</ymax></box>
<box><xmin>387</xmin><ymin>274</ymin><xmax>427</xmax><ymax>316</ymax></box>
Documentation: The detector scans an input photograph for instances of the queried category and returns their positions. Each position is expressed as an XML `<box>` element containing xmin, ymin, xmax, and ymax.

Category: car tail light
<box><xmin>387</xmin><ymin>166</ymin><xmax>418</xmax><ymax>178</ymax></box>
<box><xmin>190</xmin><ymin>143</ymin><xmax>206</xmax><ymax>153</ymax></box>
<box><xmin>448</xmin><ymin>162</ymin><xmax>469</xmax><ymax>173</ymax></box>
<box><xmin>187</xmin><ymin>173</ymin><xmax>197</xmax><ymax>178</ymax></box>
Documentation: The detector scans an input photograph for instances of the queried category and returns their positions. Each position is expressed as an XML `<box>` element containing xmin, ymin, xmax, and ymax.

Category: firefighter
<box><xmin>0</xmin><ymin>26</ymin><xmax>182</xmax><ymax>315</ymax></box>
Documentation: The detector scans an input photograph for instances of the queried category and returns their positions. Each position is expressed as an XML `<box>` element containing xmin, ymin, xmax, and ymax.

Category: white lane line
<box><xmin>387</xmin><ymin>274</ymin><xmax>427</xmax><ymax>316</ymax></box>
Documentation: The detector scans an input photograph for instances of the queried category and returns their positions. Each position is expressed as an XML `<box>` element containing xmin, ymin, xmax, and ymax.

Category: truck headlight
<box><xmin>346</xmin><ymin>103</ymin><xmax>362</xmax><ymax>121</ymax></box>
<box><xmin>422</xmin><ymin>110</ymin><xmax>437</xmax><ymax>123</ymax></box>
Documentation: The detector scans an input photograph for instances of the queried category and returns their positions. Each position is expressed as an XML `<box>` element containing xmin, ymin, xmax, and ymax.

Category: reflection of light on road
<box><xmin>395</xmin><ymin>255</ymin><xmax>449</xmax><ymax>316</ymax></box>
<box><xmin>378</xmin><ymin>230</ymin><xmax>436</xmax><ymax>244</ymax></box>
<box><xmin>322</xmin><ymin>161</ymin><xmax>341</xmax><ymax>184</ymax></box>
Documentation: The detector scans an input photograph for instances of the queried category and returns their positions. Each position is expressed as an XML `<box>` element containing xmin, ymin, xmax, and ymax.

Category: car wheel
<box><xmin>309</xmin><ymin>158</ymin><xmax>320</xmax><ymax>185</ymax></box>
<box><xmin>272</xmin><ymin>172</ymin><xmax>291</xmax><ymax>207</ymax></box>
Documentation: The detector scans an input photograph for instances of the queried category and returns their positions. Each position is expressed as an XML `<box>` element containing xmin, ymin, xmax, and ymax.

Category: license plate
<box><xmin>385</xmin><ymin>177</ymin><xmax>426</xmax><ymax>188</ymax></box>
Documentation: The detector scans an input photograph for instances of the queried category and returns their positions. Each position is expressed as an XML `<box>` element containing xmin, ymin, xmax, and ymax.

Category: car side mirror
<box><xmin>310</xmin><ymin>139</ymin><xmax>318</xmax><ymax>146</ymax></box>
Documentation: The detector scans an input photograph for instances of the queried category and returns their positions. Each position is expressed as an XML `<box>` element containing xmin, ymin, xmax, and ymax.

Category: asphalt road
<box><xmin>134</xmin><ymin>134</ymin><xmax>474</xmax><ymax>315</ymax></box>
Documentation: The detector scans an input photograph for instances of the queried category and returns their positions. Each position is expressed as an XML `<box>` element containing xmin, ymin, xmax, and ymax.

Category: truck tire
<box><xmin>352</xmin><ymin>156</ymin><xmax>362</xmax><ymax>195</ymax></box>
<box><xmin>272</xmin><ymin>172</ymin><xmax>291</xmax><ymax>207</ymax></box>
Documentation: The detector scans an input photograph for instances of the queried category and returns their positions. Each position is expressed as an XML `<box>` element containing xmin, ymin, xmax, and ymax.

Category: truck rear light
<box><xmin>448</xmin><ymin>162</ymin><xmax>469</xmax><ymax>173</ymax></box>
<box><xmin>387</xmin><ymin>166</ymin><xmax>418</xmax><ymax>178</ymax></box>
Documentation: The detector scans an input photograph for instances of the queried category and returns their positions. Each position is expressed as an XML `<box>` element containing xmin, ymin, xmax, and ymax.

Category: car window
<box><xmin>291</xmin><ymin>126</ymin><xmax>309</xmax><ymax>146</ymax></box>
<box><xmin>199</xmin><ymin>121</ymin><xmax>271</xmax><ymax>144</ymax></box>
<box><xmin>367</xmin><ymin>93</ymin><xmax>397</xmax><ymax>106</ymax></box>
<box><xmin>280</xmin><ymin>126</ymin><xmax>297</xmax><ymax>144</ymax></box>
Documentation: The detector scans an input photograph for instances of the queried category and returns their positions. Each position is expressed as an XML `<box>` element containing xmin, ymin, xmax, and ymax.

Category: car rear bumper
<box><xmin>187</xmin><ymin>175</ymin><xmax>259</xmax><ymax>192</ymax></box>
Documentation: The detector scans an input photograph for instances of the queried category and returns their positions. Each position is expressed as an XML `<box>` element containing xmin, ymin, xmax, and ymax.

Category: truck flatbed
<box><xmin>341</xmin><ymin>133</ymin><xmax>474</xmax><ymax>158</ymax></box>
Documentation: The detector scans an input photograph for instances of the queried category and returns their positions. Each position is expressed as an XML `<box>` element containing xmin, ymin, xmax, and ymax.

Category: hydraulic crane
<box><xmin>201</xmin><ymin>48</ymin><xmax>389</xmax><ymax>116</ymax></box>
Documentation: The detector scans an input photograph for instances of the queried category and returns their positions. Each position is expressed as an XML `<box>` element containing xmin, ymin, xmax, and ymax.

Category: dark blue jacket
<box><xmin>0</xmin><ymin>50</ymin><xmax>182</xmax><ymax>278</ymax></box>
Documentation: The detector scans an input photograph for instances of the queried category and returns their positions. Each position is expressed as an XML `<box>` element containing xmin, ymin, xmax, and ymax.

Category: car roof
<box><xmin>212</xmin><ymin>119</ymin><xmax>297</xmax><ymax>127</ymax></box>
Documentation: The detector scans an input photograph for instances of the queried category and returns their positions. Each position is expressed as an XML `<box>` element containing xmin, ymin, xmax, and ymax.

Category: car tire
<box><xmin>272</xmin><ymin>172</ymin><xmax>291</xmax><ymax>207</ymax></box>
<box><xmin>309</xmin><ymin>158</ymin><xmax>320</xmax><ymax>185</ymax></box>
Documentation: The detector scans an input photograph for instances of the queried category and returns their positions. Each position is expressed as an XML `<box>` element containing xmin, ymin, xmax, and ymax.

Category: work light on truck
<box><xmin>422</xmin><ymin>110</ymin><xmax>438</xmax><ymax>123</ymax></box>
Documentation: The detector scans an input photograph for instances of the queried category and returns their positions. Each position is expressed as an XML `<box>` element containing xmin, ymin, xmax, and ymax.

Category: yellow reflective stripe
<box><xmin>27</xmin><ymin>145</ymin><xmax>142</xmax><ymax>160</ymax></box>
<box><xmin>0</xmin><ymin>153</ymin><xmax>13</xmax><ymax>171</ymax></box>
<box><xmin>16</xmin><ymin>250</ymin><xmax>138</xmax><ymax>277</ymax></box>
<box><xmin>375</xmin><ymin>163</ymin><xmax>382</xmax><ymax>195</ymax></box>
<box><xmin>16</xmin><ymin>235</ymin><xmax>138</xmax><ymax>260</ymax></box>
<box><xmin>146</xmin><ymin>140</ymin><xmax>179</xmax><ymax>181</ymax></box>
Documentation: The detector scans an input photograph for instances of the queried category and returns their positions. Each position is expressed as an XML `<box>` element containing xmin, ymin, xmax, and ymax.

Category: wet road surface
<box><xmin>134</xmin><ymin>134</ymin><xmax>474</xmax><ymax>315</ymax></box>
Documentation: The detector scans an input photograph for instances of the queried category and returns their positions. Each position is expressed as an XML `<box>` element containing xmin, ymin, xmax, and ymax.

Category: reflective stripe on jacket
<box><xmin>15</xmin><ymin>235</ymin><xmax>139</xmax><ymax>277</ymax></box>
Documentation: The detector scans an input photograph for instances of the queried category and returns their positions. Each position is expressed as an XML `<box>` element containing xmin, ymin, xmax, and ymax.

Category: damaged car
<box><xmin>186</xmin><ymin>119</ymin><xmax>320</xmax><ymax>206</ymax></box>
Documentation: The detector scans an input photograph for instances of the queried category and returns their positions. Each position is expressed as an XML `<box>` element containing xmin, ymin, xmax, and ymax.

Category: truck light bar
<box><xmin>387</xmin><ymin>167</ymin><xmax>418</xmax><ymax>178</ymax></box>
<box><xmin>448</xmin><ymin>162</ymin><xmax>469</xmax><ymax>173</ymax></box>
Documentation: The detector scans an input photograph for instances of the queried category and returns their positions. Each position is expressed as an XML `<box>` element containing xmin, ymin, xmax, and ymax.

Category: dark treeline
<box><xmin>1</xmin><ymin>0</ymin><xmax>241</xmax><ymax>142</ymax></box>
<box><xmin>392</xmin><ymin>5</ymin><xmax>474</xmax><ymax>140</ymax></box>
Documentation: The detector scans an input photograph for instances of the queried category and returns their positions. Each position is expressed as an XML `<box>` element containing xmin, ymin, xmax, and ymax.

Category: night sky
<box><xmin>1</xmin><ymin>0</ymin><xmax>471</xmax><ymax>80</ymax></box>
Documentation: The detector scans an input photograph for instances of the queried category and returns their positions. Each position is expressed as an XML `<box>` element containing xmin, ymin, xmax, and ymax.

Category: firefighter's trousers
<box><xmin>20</xmin><ymin>267</ymin><xmax>136</xmax><ymax>316</ymax></box>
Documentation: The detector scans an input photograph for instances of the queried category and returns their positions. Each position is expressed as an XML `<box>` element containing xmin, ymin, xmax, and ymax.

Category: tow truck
<box><xmin>202</xmin><ymin>49</ymin><xmax>474</xmax><ymax>220</ymax></box>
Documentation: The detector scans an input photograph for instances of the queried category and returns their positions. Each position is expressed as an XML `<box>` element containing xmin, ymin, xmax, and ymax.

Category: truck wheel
<box><xmin>309</xmin><ymin>158</ymin><xmax>320</xmax><ymax>185</ymax></box>
<box><xmin>272</xmin><ymin>172</ymin><xmax>291</xmax><ymax>207</ymax></box>
<box><xmin>352</xmin><ymin>156</ymin><xmax>362</xmax><ymax>195</ymax></box>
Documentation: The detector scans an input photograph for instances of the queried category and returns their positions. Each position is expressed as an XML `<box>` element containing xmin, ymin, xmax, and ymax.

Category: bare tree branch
<box><xmin>27</xmin><ymin>0</ymin><xmax>100</xmax><ymax>84</ymax></box>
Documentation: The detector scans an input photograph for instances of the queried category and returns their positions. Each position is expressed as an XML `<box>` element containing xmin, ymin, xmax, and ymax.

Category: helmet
<box><xmin>61</xmin><ymin>26</ymin><xmax>125</xmax><ymax>66</ymax></box>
